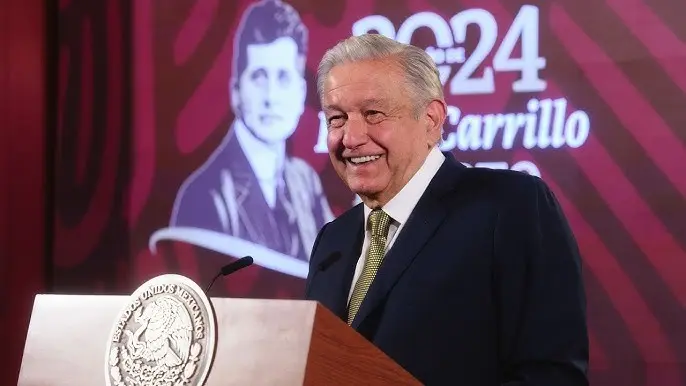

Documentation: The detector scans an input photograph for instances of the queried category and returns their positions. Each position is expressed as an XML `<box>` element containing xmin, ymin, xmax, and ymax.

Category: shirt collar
<box><xmin>363</xmin><ymin>146</ymin><xmax>445</xmax><ymax>227</ymax></box>
<box><xmin>233</xmin><ymin>119</ymin><xmax>285</xmax><ymax>182</ymax></box>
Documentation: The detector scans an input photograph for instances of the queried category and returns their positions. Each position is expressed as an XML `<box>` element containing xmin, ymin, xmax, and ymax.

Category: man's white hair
<box><xmin>316</xmin><ymin>33</ymin><xmax>444</xmax><ymax>117</ymax></box>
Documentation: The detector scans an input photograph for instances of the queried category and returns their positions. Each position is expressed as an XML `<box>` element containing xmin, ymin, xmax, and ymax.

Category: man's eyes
<box><xmin>248</xmin><ymin>68</ymin><xmax>293</xmax><ymax>86</ymax></box>
<box><xmin>327</xmin><ymin>115</ymin><xmax>346</xmax><ymax>128</ymax></box>
<box><xmin>327</xmin><ymin>110</ymin><xmax>385</xmax><ymax>128</ymax></box>
<box><xmin>250</xmin><ymin>69</ymin><xmax>267</xmax><ymax>81</ymax></box>
<box><xmin>364</xmin><ymin>110</ymin><xmax>385</xmax><ymax>122</ymax></box>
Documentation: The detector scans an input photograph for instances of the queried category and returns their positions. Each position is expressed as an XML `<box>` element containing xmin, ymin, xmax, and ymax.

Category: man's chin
<box><xmin>255</xmin><ymin>132</ymin><xmax>294</xmax><ymax>145</ymax></box>
<box><xmin>349</xmin><ymin>185</ymin><xmax>382</xmax><ymax>202</ymax></box>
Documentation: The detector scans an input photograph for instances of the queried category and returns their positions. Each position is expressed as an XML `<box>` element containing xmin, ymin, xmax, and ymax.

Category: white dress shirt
<box><xmin>347</xmin><ymin>146</ymin><xmax>446</xmax><ymax>303</ymax></box>
<box><xmin>234</xmin><ymin>119</ymin><xmax>285</xmax><ymax>209</ymax></box>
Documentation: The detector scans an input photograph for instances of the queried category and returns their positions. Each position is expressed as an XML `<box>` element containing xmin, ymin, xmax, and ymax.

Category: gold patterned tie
<box><xmin>347</xmin><ymin>209</ymin><xmax>392</xmax><ymax>325</ymax></box>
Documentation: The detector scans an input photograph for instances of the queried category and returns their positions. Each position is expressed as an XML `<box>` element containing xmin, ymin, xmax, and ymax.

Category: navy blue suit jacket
<box><xmin>305</xmin><ymin>154</ymin><xmax>588</xmax><ymax>385</ymax></box>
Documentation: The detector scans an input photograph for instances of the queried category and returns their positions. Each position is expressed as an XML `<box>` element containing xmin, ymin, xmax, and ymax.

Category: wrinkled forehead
<box><xmin>244</xmin><ymin>37</ymin><xmax>302</xmax><ymax>72</ymax></box>
<box><xmin>322</xmin><ymin>60</ymin><xmax>405</xmax><ymax>110</ymax></box>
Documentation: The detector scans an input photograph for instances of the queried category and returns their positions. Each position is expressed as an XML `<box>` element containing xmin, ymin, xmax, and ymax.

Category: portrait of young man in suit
<box><xmin>168</xmin><ymin>0</ymin><xmax>334</xmax><ymax>269</ymax></box>
<box><xmin>305</xmin><ymin>33</ymin><xmax>589</xmax><ymax>385</ymax></box>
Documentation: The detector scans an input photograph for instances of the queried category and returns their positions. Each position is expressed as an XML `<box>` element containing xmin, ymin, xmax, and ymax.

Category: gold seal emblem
<box><xmin>105</xmin><ymin>274</ymin><xmax>217</xmax><ymax>386</ymax></box>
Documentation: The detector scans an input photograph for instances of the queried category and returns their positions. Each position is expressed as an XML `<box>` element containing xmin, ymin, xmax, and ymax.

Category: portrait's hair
<box><xmin>232</xmin><ymin>0</ymin><xmax>308</xmax><ymax>79</ymax></box>
<box><xmin>316</xmin><ymin>33</ymin><xmax>444</xmax><ymax>117</ymax></box>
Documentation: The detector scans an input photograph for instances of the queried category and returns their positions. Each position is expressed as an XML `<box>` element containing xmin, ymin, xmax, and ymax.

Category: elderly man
<box><xmin>305</xmin><ymin>33</ymin><xmax>588</xmax><ymax>385</ymax></box>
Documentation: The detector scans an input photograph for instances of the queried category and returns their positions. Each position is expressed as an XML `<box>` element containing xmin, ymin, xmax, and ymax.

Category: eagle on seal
<box><xmin>124</xmin><ymin>294</ymin><xmax>194</xmax><ymax>368</ymax></box>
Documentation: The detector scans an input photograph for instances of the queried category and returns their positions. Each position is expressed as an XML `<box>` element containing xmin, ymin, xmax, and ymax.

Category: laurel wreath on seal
<box><xmin>109</xmin><ymin>342</ymin><xmax>203</xmax><ymax>386</ymax></box>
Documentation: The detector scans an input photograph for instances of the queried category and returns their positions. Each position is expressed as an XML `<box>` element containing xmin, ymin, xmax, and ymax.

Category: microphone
<box><xmin>317</xmin><ymin>251</ymin><xmax>342</xmax><ymax>272</ymax></box>
<box><xmin>205</xmin><ymin>255</ymin><xmax>254</xmax><ymax>294</ymax></box>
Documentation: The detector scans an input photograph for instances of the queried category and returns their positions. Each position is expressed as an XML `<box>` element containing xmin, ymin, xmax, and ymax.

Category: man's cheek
<box><xmin>326</xmin><ymin>130</ymin><xmax>343</xmax><ymax>152</ymax></box>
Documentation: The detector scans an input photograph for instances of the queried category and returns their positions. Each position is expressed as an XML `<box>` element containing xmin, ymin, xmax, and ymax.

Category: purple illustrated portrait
<box><xmin>150</xmin><ymin>0</ymin><xmax>334</xmax><ymax>278</ymax></box>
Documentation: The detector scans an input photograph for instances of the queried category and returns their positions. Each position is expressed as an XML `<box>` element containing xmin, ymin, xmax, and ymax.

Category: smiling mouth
<box><xmin>347</xmin><ymin>155</ymin><xmax>382</xmax><ymax>165</ymax></box>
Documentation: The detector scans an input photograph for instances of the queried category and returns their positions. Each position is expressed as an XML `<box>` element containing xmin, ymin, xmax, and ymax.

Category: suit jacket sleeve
<box><xmin>304</xmin><ymin>222</ymin><xmax>329</xmax><ymax>297</ymax></box>
<box><xmin>494</xmin><ymin>177</ymin><xmax>589</xmax><ymax>386</ymax></box>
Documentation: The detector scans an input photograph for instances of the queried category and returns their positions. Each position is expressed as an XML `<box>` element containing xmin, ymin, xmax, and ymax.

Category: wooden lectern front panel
<box><xmin>203</xmin><ymin>298</ymin><xmax>317</xmax><ymax>385</ymax></box>
<box><xmin>18</xmin><ymin>295</ymin><xmax>420</xmax><ymax>385</ymax></box>
<box><xmin>305</xmin><ymin>305</ymin><xmax>421</xmax><ymax>385</ymax></box>
<box><xmin>18</xmin><ymin>294</ymin><xmax>127</xmax><ymax>385</ymax></box>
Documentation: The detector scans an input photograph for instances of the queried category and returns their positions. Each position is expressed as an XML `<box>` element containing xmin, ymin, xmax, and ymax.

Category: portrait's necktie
<box><xmin>347</xmin><ymin>209</ymin><xmax>392</xmax><ymax>325</ymax></box>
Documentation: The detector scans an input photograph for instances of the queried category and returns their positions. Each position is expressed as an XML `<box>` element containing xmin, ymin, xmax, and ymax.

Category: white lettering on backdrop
<box><xmin>313</xmin><ymin>5</ymin><xmax>591</xmax><ymax>177</ymax></box>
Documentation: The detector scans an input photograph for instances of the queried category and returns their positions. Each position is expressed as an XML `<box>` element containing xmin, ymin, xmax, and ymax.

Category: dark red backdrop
<box><xmin>0</xmin><ymin>0</ymin><xmax>47</xmax><ymax>385</ymax></box>
<box><xmin>3</xmin><ymin>0</ymin><xmax>686</xmax><ymax>385</ymax></box>
<box><xmin>120</xmin><ymin>2</ymin><xmax>686</xmax><ymax>385</ymax></box>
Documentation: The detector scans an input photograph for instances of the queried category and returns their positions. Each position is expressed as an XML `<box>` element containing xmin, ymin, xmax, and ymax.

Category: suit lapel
<box><xmin>350</xmin><ymin>155</ymin><xmax>465</xmax><ymax>329</ymax></box>
<box><xmin>225</xmin><ymin>135</ymin><xmax>262</xmax><ymax>241</ymax></box>
<box><xmin>318</xmin><ymin>205</ymin><xmax>365</xmax><ymax>319</ymax></box>
<box><xmin>222</xmin><ymin>131</ymin><xmax>281</xmax><ymax>247</ymax></box>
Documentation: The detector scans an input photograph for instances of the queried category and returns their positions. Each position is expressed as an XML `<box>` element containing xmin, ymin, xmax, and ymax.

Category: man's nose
<box><xmin>342</xmin><ymin>118</ymin><xmax>368</xmax><ymax>149</ymax></box>
<box><xmin>263</xmin><ymin>76</ymin><xmax>280</xmax><ymax>106</ymax></box>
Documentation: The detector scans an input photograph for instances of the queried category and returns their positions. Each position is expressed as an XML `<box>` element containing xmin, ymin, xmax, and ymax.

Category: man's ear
<box><xmin>229</xmin><ymin>77</ymin><xmax>240</xmax><ymax>114</ymax></box>
<box><xmin>296</xmin><ymin>54</ymin><xmax>306</xmax><ymax>75</ymax></box>
<box><xmin>296</xmin><ymin>55</ymin><xmax>307</xmax><ymax>113</ymax></box>
<box><xmin>424</xmin><ymin>99</ymin><xmax>447</xmax><ymax>147</ymax></box>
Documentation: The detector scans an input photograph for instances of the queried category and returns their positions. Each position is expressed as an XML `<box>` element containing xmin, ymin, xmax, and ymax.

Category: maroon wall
<box><xmin>2</xmin><ymin>1</ymin><xmax>685</xmax><ymax>384</ymax></box>
<box><xmin>0</xmin><ymin>0</ymin><xmax>48</xmax><ymax>384</ymax></box>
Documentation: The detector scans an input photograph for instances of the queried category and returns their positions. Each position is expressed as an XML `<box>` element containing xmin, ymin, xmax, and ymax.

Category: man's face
<box><xmin>234</xmin><ymin>37</ymin><xmax>306</xmax><ymax>144</ymax></box>
<box><xmin>322</xmin><ymin>58</ymin><xmax>444</xmax><ymax>207</ymax></box>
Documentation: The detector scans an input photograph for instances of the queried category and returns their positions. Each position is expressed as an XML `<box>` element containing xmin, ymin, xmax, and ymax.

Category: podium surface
<box><xmin>18</xmin><ymin>294</ymin><xmax>420</xmax><ymax>385</ymax></box>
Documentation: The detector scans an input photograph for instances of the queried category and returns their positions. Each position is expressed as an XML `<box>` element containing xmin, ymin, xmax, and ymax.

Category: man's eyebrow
<box><xmin>323</xmin><ymin>98</ymin><xmax>388</xmax><ymax>113</ymax></box>
<box><xmin>360</xmin><ymin>98</ymin><xmax>387</xmax><ymax>108</ymax></box>
<box><xmin>322</xmin><ymin>104</ymin><xmax>343</xmax><ymax>113</ymax></box>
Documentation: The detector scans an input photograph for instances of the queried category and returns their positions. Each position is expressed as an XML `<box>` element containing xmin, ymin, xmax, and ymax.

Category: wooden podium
<box><xmin>17</xmin><ymin>294</ymin><xmax>420</xmax><ymax>385</ymax></box>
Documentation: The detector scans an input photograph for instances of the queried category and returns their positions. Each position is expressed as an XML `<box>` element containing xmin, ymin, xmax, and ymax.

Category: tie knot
<box><xmin>368</xmin><ymin>209</ymin><xmax>391</xmax><ymax>238</ymax></box>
